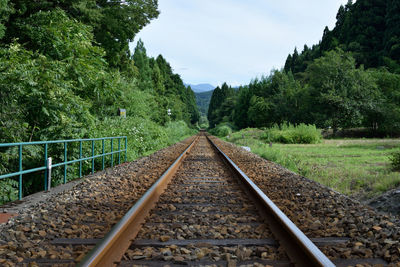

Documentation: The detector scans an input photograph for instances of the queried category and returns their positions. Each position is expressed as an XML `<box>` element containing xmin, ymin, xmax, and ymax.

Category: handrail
<box><xmin>0</xmin><ymin>136</ymin><xmax>127</xmax><ymax>201</ymax></box>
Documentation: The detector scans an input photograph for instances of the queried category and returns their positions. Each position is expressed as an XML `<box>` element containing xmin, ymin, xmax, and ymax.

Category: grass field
<box><xmin>225</xmin><ymin>129</ymin><xmax>400</xmax><ymax>200</ymax></box>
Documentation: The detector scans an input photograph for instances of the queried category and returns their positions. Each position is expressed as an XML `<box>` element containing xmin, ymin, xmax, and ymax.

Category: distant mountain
<box><xmin>195</xmin><ymin>90</ymin><xmax>214</xmax><ymax>115</ymax></box>
<box><xmin>185</xmin><ymin>83</ymin><xmax>215</xmax><ymax>93</ymax></box>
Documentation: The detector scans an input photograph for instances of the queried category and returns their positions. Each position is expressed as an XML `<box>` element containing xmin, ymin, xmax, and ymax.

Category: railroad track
<box><xmin>17</xmin><ymin>133</ymin><xmax>391</xmax><ymax>266</ymax></box>
<box><xmin>74</xmin><ymin>133</ymin><xmax>339</xmax><ymax>266</ymax></box>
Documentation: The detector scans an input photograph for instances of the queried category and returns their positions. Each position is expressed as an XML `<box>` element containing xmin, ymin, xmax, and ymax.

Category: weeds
<box><xmin>224</xmin><ymin>128</ymin><xmax>400</xmax><ymax>199</ymax></box>
<box><xmin>390</xmin><ymin>151</ymin><xmax>400</xmax><ymax>171</ymax></box>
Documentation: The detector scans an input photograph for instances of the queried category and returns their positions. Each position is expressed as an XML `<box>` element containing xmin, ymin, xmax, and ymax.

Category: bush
<box><xmin>210</xmin><ymin>124</ymin><xmax>232</xmax><ymax>137</ymax></box>
<box><xmin>0</xmin><ymin>180</ymin><xmax>18</xmax><ymax>205</ymax></box>
<box><xmin>390</xmin><ymin>151</ymin><xmax>400</xmax><ymax>171</ymax></box>
<box><xmin>262</xmin><ymin>123</ymin><xmax>322</xmax><ymax>144</ymax></box>
<box><xmin>91</xmin><ymin>117</ymin><xmax>197</xmax><ymax>160</ymax></box>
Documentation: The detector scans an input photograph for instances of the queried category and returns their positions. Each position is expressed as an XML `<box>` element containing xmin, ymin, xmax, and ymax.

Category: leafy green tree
<box><xmin>304</xmin><ymin>49</ymin><xmax>378</xmax><ymax>132</ymax></box>
<box><xmin>0</xmin><ymin>43</ymin><xmax>95</xmax><ymax>141</ymax></box>
<box><xmin>3</xmin><ymin>0</ymin><xmax>159</xmax><ymax>68</ymax></box>
<box><xmin>367</xmin><ymin>69</ymin><xmax>400</xmax><ymax>133</ymax></box>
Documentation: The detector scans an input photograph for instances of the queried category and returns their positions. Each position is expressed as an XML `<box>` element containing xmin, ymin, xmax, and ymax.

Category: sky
<box><xmin>130</xmin><ymin>0</ymin><xmax>349</xmax><ymax>87</ymax></box>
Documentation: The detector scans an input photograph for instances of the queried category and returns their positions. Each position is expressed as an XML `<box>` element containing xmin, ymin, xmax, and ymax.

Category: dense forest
<box><xmin>0</xmin><ymin>0</ymin><xmax>199</xmax><ymax>144</ymax></box>
<box><xmin>195</xmin><ymin>90</ymin><xmax>213</xmax><ymax>116</ymax></box>
<box><xmin>0</xmin><ymin>0</ymin><xmax>199</xmax><ymax>202</ymax></box>
<box><xmin>208</xmin><ymin>0</ymin><xmax>400</xmax><ymax>136</ymax></box>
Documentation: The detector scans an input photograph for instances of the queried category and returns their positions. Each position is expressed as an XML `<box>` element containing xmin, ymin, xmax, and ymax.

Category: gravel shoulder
<box><xmin>367</xmin><ymin>187</ymin><xmax>400</xmax><ymax>216</ymax></box>
<box><xmin>0</xmin><ymin>136</ymin><xmax>195</xmax><ymax>266</ymax></box>
<box><xmin>212</xmin><ymin>136</ymin><xmax>400</xmax><ymax>264</ymax></box>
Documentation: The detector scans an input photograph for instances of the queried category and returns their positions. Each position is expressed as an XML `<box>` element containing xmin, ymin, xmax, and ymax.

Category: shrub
<box><xmin>390</xmin><ymin>151</ymin><xmax>400</xmax><ymax>171</ymax></box>
<box><xmin>262</xmin><ymin>123</ymin><xmax>322</xmax><ymax>144</ymax></box>
<box><xmin>0</xmin><ymin>180</ymin><xmax>18</xmax><ymax>205</ymax></box>
<box><xmin>92</xmin><ymin>117</ymin><xmax>197</xmax><ymax>160</ymax></box>
<box><xmin>210</xmin><ymin>124</ymin><xmax>232</xmax><ymax>137</ymax></box>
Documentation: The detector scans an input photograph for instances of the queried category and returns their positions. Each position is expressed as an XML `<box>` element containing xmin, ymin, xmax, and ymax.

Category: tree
<box><xmin>2</xmin><ymin>0</ymin><xmax>159</xmax><ymax>68</ymax></box>
<box><xmin>233</xmin><ymin>86</ymin><xmax>252</xmax><ymax>129</ymax></box>
<box><xmin>133</xmin><ymin>39</ymin><xmax>153</xmax><ymax>91</ymax></box>
<box><xmin>0</xmin><ymin>43</ymin><xmax>95</xmax><ymax>142</ymax></box>
<box><xmin>0</xmin><ymin>0</ymin><xmax>12</xmax><ymax>39</ymax></box>
<box><xmin>304</xmin><ymin>49</ymin><xmax>378</xmax><ymax>132</ymax></box>
<box><xmin>383</xmin><ymin>0</ymin><xmax>400</xmax><ymax>73</ymax></box>
<box><xmin>207</xmin><ymin>86</ymin><xmax>222</xmax><ymax>128</ymax></box>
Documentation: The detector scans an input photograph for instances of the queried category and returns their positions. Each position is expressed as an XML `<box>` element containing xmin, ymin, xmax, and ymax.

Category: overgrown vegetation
<box><xmin>261</xmin><ymin>123</ymin><xmax>321</xmax><ymax>144</ymax></box>
<box><xmin>390</xmin><ymin>151</ymin><xmax>400</xmax><ymax>171</ymax></box>
<box><xmin>209</xmin><ymin>124</ymin><xmax>233</xmax><ymax>138</ymax></box>
<box><xmin>207</xmin><ymin>0</ymin><xmax>400</xmax><ymax>136</ymax></box>
<box><xmin>225</xmin><ymin>129</ymin><xmax>400</xmax><ymax>199</ymax></box>
<box><xmin>0</xmin><ymin>0</ymin><xmax>199</xmax><ymax>204</ymax></box>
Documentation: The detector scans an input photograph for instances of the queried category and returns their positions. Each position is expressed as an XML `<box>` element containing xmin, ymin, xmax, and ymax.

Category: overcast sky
<box><xmin>130</xmin><ymin>0</ymin><xmax>349</xmax><ymax>87</ymax></box>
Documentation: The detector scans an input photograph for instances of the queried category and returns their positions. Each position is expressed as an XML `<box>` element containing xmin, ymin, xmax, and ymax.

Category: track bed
<box><xmin>120</xmin><ymin>136</ymin><xmax>287</xmax><ymax>265</ymax></box>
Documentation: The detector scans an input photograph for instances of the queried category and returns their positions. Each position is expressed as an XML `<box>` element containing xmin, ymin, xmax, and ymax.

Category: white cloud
<box><xmin>131</xmin><ymin>0</ymin><xmax>348</xmax><ymax>86</ymax></box>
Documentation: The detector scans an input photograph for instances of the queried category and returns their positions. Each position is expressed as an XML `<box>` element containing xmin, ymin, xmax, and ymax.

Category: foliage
<box><xmin>207</xmin><ymin>83</ymin><xmax>235</xmax><ymax>128</ymax></box>
<box><xmin>3</xmin><ymin>0</ymin><xmax>159</xmax><ymax>68</ymax></box>
<box><xmin>0</xmin><ymin>179</ymin><xmax>18</xmax><ymax>204</ymax></box>
<box><xmin>0</xmin><ymin>1</ymin><xmax>200</xmax><ymax>203</ymax></box>
<box><xmin>91</xmin><ymin>117</ymin><xmax>196</xmax><ymax>160</ymax></box>
<box><xmin>262</xmin><ymin>123</ymin><xmax>322</xmax><ymax>144</ymax></box>
<box><xmin>195</xmin><ymin>89</ymin><xmax>214</xmax><ymax>115</ymax></box>
<box><xmin>210</xmin><ymin>125</ymin><xmax>232</xmax><ymax>137</ymax></box>
<box><xmin>390</xmin><ymin>151</ymin><xmax>400</xmax><ymax>171</ymax></box>
<box><xmin>0</xmin><ymin>43</ymin><xmax>95</xmax><ymax>142</ymax></box>
<box><xmin>303</xmin><ymin>49</ymin><xmax>379</xmax><ymax>131</ymax></box>
<box><xmin>225</xmin><ymin>129</ymin><xmax>400</xmax><ymax>198</ymax></box>
<box><xmin>0</xmin><ymin>0</ymin><xmax>12</xmax><ymax>39</ymax></box>
<box><xmin>207</xmin><ymin>50</ymin><xmax>400</xmax><ymax>137</ymax></box>
<box><xmin>284</xmin><ymin>0</ymin><xmax>400</xmax><ymax>74</ymax></box>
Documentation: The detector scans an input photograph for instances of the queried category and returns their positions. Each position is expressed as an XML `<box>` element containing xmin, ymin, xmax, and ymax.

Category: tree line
<box><xmin>0</xmin><ymin>0</ymin><xmax>199</xmax><ymax>144</ymax></box>
<box><xmin>208</xmin><ymin>0</ymin><xmax>400</xmax><ymax>136</ymax></box>
<box><xmin>0</xmin><ymin>0</ymin><xmax>199</xmax><ymax>202</ymax></box>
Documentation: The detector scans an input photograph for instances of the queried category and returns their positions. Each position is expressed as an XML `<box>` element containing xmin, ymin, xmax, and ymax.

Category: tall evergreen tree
<box><xmin>133</xmin><ymin>39</ymin><xmax>153</xmax><ymax>91</ymax></box>
<box><xmin>384</xmin><ymin>0</ymin><xmax>400</xmax><ymax>73</ymax></box>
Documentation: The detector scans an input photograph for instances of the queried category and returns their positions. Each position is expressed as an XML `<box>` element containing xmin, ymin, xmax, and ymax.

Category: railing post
<box><xmin>47</xmin><ymin>157</ymin><xmax>52</xmax><ymax>190</ymax></box>
<box><xmin>102</xmin><ymin>139</ymin><xmax>105</xmax><ymax>170</ymax></box>
<box><xmin>79</xmin><ymin>141</ymin><xmax>82</xmax><ymax>178</ymax></box>
<box><xmin>118</xmin><ymin>138</ymin><xmax>121</xmax><ymax>165</ymax></box>
<box><xmin>111</xmin><ymin>139</ymin><xmax>114</xmax><ymax>167</ymax></box>
<box><xmin>44</xmin><ymin>143</ymin><xmax>48</xmax><ymax>191</ymax></box>
<box><xmin>18</xmin><ymin>145</ymin><xmax>22</xmax><ymax>200</ymax></box>
<box><xmin>64</xmin><ymin>142</ymin><xmax>67</xmax><ymax>184</ymax></box>
<box><xmin>91</xmin><ymin>140</ymin><xmax>95</xmax><ymax>174</ymax></box>
<box><xmin>125</xmin><ymin>137</ymin><xmax>127</xmax><ymax>162</ymax></box>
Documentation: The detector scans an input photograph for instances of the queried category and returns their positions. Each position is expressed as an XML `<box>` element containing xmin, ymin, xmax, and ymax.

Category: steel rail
<box><xmin>78</xmin><ymin>136</ymin><xmax>198</xmax><ymax>267</ymax></box>
<box><xmin>207</xmin><ymin>135</ymin><xmax>335</xmax><ymax>267</ymax></box>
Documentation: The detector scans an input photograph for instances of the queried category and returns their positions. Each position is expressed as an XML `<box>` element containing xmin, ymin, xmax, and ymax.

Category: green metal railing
<box><xmin>0</xmin><ymin>136</ymin><xmax>127</xmax><ymax>200</ymax></box>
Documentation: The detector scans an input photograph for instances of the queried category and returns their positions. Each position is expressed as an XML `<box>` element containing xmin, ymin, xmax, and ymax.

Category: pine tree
<box><xmin>133</xmin><ymin>39</ymin><xmax>153</xmax><ymax>91</ymax></box>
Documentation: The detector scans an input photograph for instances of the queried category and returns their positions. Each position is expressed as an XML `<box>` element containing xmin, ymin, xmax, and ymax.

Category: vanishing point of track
<box><xmin>79</xmin><ymin>133</ymin><xmax>334</xmax><ymax>266</ymax></box>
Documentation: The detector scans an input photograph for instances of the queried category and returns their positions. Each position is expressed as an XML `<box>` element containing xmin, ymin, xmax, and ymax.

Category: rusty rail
<box><xmin>207</xmin><ymin>135</ymin><xmax>335</xmax><ymax>267</ymax></box>
<box><xmin>78</xmin><ymin>136</ymin><xmax>198</xmax><ymax>267</ymax></box>
<box><xmin>79</xmin><ymin>133</ymin><xmax>334</xmax><ymax>266</ymax></box>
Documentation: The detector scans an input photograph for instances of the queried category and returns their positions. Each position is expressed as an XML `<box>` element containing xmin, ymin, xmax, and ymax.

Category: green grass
<box><xmin>225</xmin><ymin>129</ymin><xmax>400</xmax><ymax>200</ymax></box>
